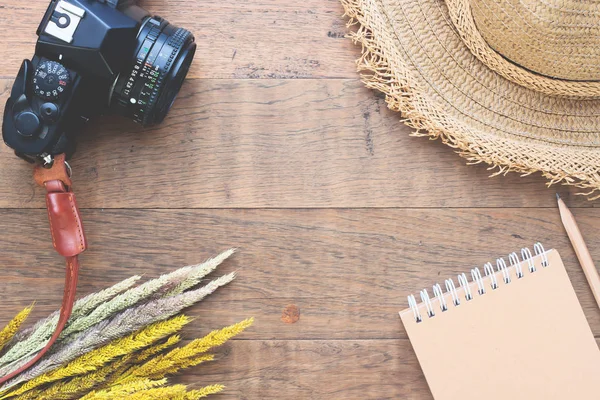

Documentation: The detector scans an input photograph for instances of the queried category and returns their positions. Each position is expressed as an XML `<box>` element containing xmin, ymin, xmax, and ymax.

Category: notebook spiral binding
<box><xmin>407</xmin><ymin>243</ymin><xmax>549</xmax><ymax>323</ymax></box>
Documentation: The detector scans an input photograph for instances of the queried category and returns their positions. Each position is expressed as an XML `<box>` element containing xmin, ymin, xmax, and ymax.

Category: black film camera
<box><xmin>2</xmin><ymin>0</ymin><xmax>196</xmax><ymax>163</ymax></box>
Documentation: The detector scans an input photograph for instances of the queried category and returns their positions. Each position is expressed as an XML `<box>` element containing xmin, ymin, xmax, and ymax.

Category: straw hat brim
<box><xmin>341</xmin><ymin>0</ymin><xmax>600</xmax><ymax>198</ymax></box>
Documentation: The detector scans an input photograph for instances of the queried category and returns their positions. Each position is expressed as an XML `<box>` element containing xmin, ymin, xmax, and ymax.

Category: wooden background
<box><xmin>1</xmin><ymin>1</ymin><xmax>599</xmax><ymax>398</ymax></box>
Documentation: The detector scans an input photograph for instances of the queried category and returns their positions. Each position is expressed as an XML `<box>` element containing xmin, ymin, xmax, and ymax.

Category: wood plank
<box><xmin>0</xmin><ymin>79</ymin><xmax>592</xmax><ymax>208</ymax></box>
<box><xmin>0</xmin><ymin>0</ymin><xmax>356</xmax><ymax>79</ymax></box>
<box><xmin>173</xmin><ymin>339</ymin><xmax>431</xmax><ymax>399</ymax></box>
<box><xmin>6</xmin><ymin>1</ymin><xmax>598</xmax><ymax>398</ymax></box>
<box><xmin>1</xmin><ymin>208</ymin><xmax>599</xmax><ymax>340</ymax></box>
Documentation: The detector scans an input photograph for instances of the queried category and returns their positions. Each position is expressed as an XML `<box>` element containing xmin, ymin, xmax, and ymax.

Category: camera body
<box><xmin>3</xmin><ymin>0</ymin><xmax>196</xmax><ymax>163</ymax></box>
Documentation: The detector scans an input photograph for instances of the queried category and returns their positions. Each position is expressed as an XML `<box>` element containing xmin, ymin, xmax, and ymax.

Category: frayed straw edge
<box><xmin>339</xmin><ymin>0</ymin><xmax>600</xmax><ymax>201</ymax></box>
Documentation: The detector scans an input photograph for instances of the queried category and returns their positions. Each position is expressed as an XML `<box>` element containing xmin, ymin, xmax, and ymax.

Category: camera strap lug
<box><xmin>0</xmin><ymin>154</ymin><xmax>87</xmax><ymax>385</ymax></box>
<box><xmin>42</xmin><ymin>153</ymin><xmax>54</xmax><ymax>167</ymax></box>
<box><xmin>40</xmin><ymin>154</ymin><xmax>73</xmax><ymax>176</ymax></box>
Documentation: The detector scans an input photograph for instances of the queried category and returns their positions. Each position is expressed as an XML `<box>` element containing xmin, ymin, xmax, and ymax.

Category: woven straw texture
<box><xmin>340</xmin><ymin>0</ymin><xmax>600</xmax><ymax>199</ymax></box>
<box><xmin>471</xmin><ymin>0</ymin><xmax>600</xmax><ymax>82</ymax></box>
<box><xmin>448</xmin><ymin>0</ymin><xmax>600</xmax><ymax>97</ymax></box>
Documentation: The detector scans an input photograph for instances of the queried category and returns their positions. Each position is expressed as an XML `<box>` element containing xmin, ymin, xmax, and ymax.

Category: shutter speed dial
<box><xmin>33</xmin><ymin>61</ymin><xmax>71</xmax><ymax>100</ymax></box>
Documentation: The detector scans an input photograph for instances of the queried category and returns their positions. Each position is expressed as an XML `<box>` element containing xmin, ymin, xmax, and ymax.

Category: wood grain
<box><xmin>0</xmin><ymin>0</ymin><xmax>356</xmax><ymax>79</ymax></box>
<box><xmin>0</xmin><ymin>79</ymin><xmax>591</xmax><ymax>209</ymax></box>
<box><xmin>172</xmin><ymin>339</ymin><xmax>431</xmax><ymax>399</ymax></box>
<box><xmin>1</xmin><ymin>209</ymin><xmax>599</xmax><ymax>340</ymax></box>
<box><xmin>1</xmin><ymin>1</ymin><xmax>600</xmax><ymax>398</ymax></box>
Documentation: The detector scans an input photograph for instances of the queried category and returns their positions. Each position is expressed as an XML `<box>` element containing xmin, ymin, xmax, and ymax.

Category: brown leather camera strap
<box><xmin>0</xmin><ymin>154</ymin><xmax>87</xmax><ymax>385</ymax></box>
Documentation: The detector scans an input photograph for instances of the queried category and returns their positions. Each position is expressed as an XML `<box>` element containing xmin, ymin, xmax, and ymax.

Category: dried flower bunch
<box><xmin>0</xmin><ymin>250</ymin><xmax>252</xmax><ymax>399</ymax></box>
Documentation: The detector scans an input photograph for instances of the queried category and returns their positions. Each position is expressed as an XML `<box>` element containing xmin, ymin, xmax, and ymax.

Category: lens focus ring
<box><xmin>141</xmin><ymin>28</ymin><xmax>192</xmax><ymax>125</ymax></box>
<box><xmin>111</xmin><ymin>16</ymin><xmax>196</xmax><ymax>126</ymax></box>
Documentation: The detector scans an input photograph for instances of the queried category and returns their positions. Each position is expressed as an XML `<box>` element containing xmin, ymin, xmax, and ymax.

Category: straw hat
<box><xmin>340</xmin><ymin>0</ymin><xmax>600</xmax><ymax>198</ymax></box>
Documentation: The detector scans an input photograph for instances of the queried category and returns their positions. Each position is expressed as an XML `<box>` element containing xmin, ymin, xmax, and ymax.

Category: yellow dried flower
<box><xmin>144</xmin><ymin>354</ymin><xmax>215</xmax><ymax>380</ymax></box>
<box><xmin>80</xmin><ymin>378</ymin><xmax>167</xmax><ymax>399</ymax></box>
<box><xmin>185</xmin><ymin>384</ymin><xmax>225</xmax><ymax>399</ymax></box>
<box><xmin>100</xmin><ymin>335</ymin><xmax>182</xmax><ymax>387</ymax></box>
<box><xmin>6</xmin><ymin>388</ymin><xmax>39</xmax><ymax>400</ymax></box>
<box><xmin>134</xmin><ymin>335</ymin><xmax>181</xmax><ymax>363</ymax></box>
<box><xmin>1</xmin><ymin>316</ymin><xmax>189</xmax><ymax>399</ymax></box>
<box><xmin>118</xmin><ymin>318</ymin><xmax>253</xmax><ymax>383</ymax></box>
<box><xmin>0</xmin><ymin>255</ymin><xmax>250</xmax><ymax>400</ymax></box>
<box><xmin>25</xmin><ymin>355</ymin><xmax>131</xmax><ymax>400</ymax></box>
<box><xmin>127</xmin><ymin>384</ymin><xmax>187</xmax><ymax>399</ymax></box>
<box><xmin>0</xmin><ymin>306</ymin><xmax>33</xmax><ymax>352</ymax></box>
<box><xmin>127</xmin><ymin>384</ymin><xmax>224</xmax><ymax>400</ymax></box>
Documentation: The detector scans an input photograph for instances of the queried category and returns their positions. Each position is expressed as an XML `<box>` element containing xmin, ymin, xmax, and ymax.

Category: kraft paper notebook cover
<box><xmin>399</xmin><ymin>244</ymin><xmax>600</xmax><ymax>400</ymax></box>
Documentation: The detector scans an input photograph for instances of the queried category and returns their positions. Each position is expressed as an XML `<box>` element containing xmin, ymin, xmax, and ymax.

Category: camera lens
<box><xmin>110</xmin><ymin>17</ymin><xmax>196</xmax><ymax>126</ymax></box>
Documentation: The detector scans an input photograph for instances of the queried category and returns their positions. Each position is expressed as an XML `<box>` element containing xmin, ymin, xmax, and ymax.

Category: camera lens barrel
<box><xmin>110</xmin><ymin>16</ymin><xmax>196</xmax><ymax>126</ymax></box>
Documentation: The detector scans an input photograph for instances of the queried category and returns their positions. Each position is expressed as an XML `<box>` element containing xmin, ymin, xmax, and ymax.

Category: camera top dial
<box><xmin>33</xmin><ymin>61</ymin><xmax>71</xmax><ymax>100</ymax></box>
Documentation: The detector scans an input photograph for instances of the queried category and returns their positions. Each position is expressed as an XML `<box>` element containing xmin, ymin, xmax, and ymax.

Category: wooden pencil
<box><xmin>557</xmin><ymin>194</ymin><xmax>600</xmax><ymax>309</ymax></box>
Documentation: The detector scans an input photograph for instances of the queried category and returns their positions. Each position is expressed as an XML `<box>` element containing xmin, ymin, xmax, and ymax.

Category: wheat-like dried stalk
<box><xmin>0</xmin><ymin>316</ymin><xmax>190</xmax><ymax>398</ymax></box>
<box><xmin>0</xmin><ymin>307</ymin><xmax>33</xmax><ymax>353</ymax></box>
<box><xmin>26</xmin><ymin>333</ymin><xmax>193</xmax><ymax>400</ymax></box>
<box><xmin>184</xmin><ymin>385</ymin><xmax>226</xmax><ymax>399</ymax></box>
<box><xmin>118</xmin><ymin>318</ymin><xmax>253</xmax><ymax>383</ymax></box>
<box><xmin>132</xmin><ymin>335</ymin><xmax>181</xmax><ymax>364</ymax></box>
<box><xmin>61</xmin><ymin>249</ymin><xmax>234</xmax><ymax>338</ymax></box>
<box><xmin>1</xmin><ymin>273</ymin><xmax>235</xmax><ymax>391</ymax></box>
<box><xmin>165</xmin><ymin>249</ymin><xmax>236</xmax><ymax>296</ymax></box>
<box><xmin>0</xmin><ymin>276</ymin><xmax>141</xmax><ymax>368</ymax></box>
<box><xmin>131</xmin><ymin>384</ymin><xmax>224</xmax><ymax>400</ymax></box>
<box><xmin>0</xmin><ymin>249</ymin><xmax>234</xmax><ymax>375</ymax></box>
<box><xmin>12</xmin><ymin>355</ymin><xmax>130</xmax><ymax>400</ymax></box>
<box><xmin>0</xmin><ymin>251</ymin><xmax>245</xmax><ymax>400</ymax></box>
<box><xmin>79</xmin><ymin>378</ymin><xmax>168</xmax><ymax>400</ymax></box>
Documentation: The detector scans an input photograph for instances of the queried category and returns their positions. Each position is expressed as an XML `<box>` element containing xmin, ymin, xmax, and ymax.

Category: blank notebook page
<box><xmin>400</xmin><ymin>249</ymin><xmax>600</xmax><ymax>400</ymax></box>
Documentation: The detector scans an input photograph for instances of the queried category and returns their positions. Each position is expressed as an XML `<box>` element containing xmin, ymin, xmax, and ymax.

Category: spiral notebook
<box><xmin>399</xmin><ymin>244</ymin><xmax>600</xmax><ymax>400</ymax></box>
